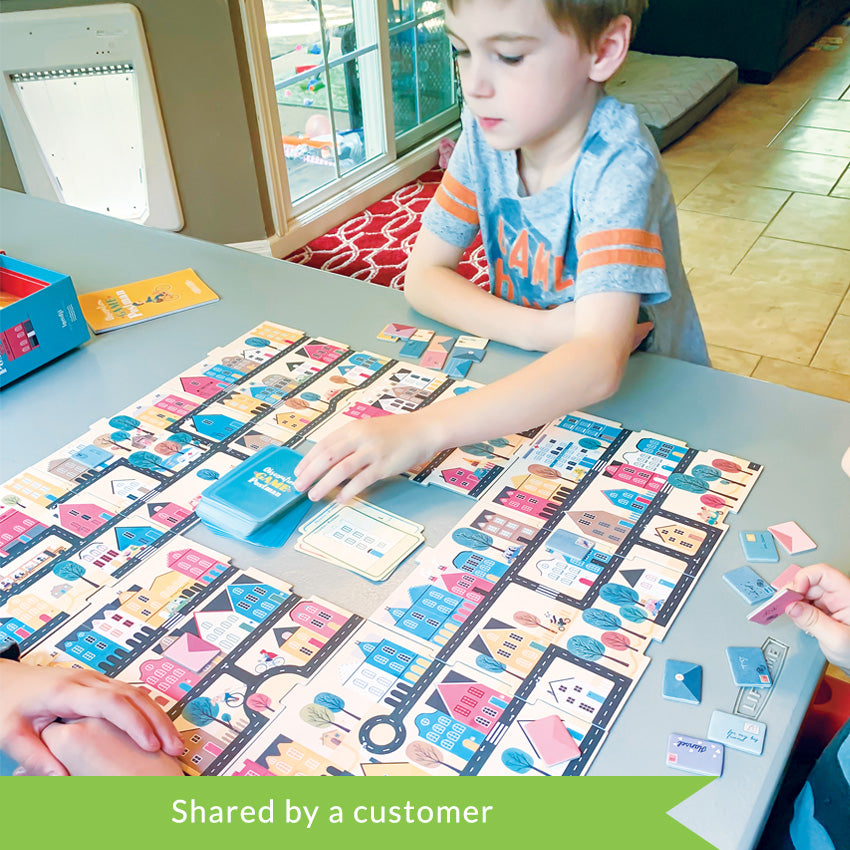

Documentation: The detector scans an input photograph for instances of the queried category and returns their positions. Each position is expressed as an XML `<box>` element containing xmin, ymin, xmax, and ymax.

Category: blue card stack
<box><xmin>196</xmin><ymin>445</ymin><xmax>307</xmax><ymax>542</ymax></box>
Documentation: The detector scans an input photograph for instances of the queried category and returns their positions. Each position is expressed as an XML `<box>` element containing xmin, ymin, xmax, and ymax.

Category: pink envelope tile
<box><xmin>747</xmin><ymin>586</ymin><xmax>804</xmax><ymax>625</ymax></box>
<box><xmin>520</xmin><ymin>714</ymin><xmax>581</xmax><ymax>766</ymax></box>
<box><xmin>768</xmin><ymin>521</ymin><xmax>816</xmax><ymax>555</ymax></box>
<box><xmin>386</xmin><ymin>323</ymin><xmax>418</xmax><ymax>339</ymax></box>
<box><xmin>771</xmin><ymin>563</ymin><xmax>802</xmax><ymax>590</ymax></box>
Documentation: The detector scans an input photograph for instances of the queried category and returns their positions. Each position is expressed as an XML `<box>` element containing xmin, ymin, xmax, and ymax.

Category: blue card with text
<box><xmin>666</xmin><ymin>734</ymin><xmax>724</xmax><ymax>776</ymax></box>
<box><xmin>197</xmin><ymin>445</ymin><xmax>305</xmax><ymax>538</ymax></box>
<box><xmin>707</xmin><ymin>710</ymin><xmax>766</xmax><ymax>756</ymax></box>
<box><xmin>726</xmin><ymin>646</ymin><xmax>772</xmax><ymax>688</ymax></box>
<box><xmin>723</xmin><ymin>566</ymin><xmax>776</xmax><ymax>605</ymax></box>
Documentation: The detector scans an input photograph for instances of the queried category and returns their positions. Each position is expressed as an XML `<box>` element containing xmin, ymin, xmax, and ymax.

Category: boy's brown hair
<box><xmin>444</xmin><ymin>0</ymin><xmax>648</xmax><ymax>50</ymax></box>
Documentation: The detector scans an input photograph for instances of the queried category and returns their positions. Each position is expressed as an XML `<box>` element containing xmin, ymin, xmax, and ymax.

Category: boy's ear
<box><xmin>588</xmin><ymin>15</ymin><xmax>632</xmax><ymax>83</ymax></box>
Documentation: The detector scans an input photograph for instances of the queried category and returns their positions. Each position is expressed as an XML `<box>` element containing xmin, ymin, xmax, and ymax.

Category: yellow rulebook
<box><xmin>78</xmin><ymin>268</ymin><xmax>219</xmax><ymax>333</ymax></box>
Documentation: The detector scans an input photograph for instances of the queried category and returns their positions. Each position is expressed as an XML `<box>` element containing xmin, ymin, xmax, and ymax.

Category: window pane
<box><xmin>388</xmin><ymin>5</ymin><xmax>457</xmax><ymax>143</ymax></box>
<box><xmin>415</xmin><ymin>20</ymin><xmax>454</xmax><ymax>123</ymax></box>
<box><xmin>389</xmin><ymin>29</ymin><xmax>419</xmax><ymax>136</ymax></box>
<box><xmin>264</xmin><ymin>0</ymin><xmax>383</xmax><ymax>204</ymax></box>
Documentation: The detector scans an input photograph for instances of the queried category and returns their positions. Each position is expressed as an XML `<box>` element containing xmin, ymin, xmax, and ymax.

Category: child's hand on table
<box><xmin>294</xmin><ymin>412</ymin><xmax>440</xmax><ymax>503</ymax></box>
<box><xmin>786</xmin><ymin>563</ymin><xmax>850</xmax><ymax>673</ymax></box>
<box><xmin>0</xmin><ymin>662</ymin><xmax>184</xmax><ymax>775</ymax></box>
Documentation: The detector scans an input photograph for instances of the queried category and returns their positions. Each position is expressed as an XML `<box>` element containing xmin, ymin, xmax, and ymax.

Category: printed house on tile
<box><xmin>0</xmin><ymin>255</ymin><xmax>89</xmax><ymax>388</ymax></box>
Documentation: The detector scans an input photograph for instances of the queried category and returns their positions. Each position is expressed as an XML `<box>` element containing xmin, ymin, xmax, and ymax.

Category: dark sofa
<box><xmin>632</xmin><ymin>0</ymin><xmax>850</xmax><ymax>83</ymax></box>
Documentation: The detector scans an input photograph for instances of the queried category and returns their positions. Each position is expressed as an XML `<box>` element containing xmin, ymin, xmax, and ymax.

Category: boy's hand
<box><xmin>786</xmin><ymin>563</ymin><xmax>850</xmax><ymax>673</ymax></box>
<box><xmin>294</xmin><ymin>413</ymin><xmax>441</xmax><ymax>503</ymax></box>
<box><xmin>0</xmin><ymin>662</ymin><xmax>184</xmax><ymax>776</ymax></box>
<box><xmin>40</xmin><ymin>717</ymin><xmax>184</xmax><ymax>776</ymax></box>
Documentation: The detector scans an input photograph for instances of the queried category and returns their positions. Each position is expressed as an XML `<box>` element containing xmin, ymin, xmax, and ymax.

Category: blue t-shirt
<box><xmin>789</xmin><ymin>718</ymin><xmax>850</xmax><ymax>850</ymax></box>
<box><xmin>421</xmin><ymin>96</ymin><xmax>709</xmax><ymax>365</ymax></box>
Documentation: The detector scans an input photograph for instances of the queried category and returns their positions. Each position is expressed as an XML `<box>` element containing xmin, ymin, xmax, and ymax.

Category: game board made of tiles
<box><xmin>0</xmin><ymin>321</ymin><xmax>763</xmax><ymax>777</ymax></box>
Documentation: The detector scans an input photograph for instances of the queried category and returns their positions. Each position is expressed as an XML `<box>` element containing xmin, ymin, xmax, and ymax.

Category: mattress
<box><xmin>605</xmin><ymin>51</ymin><xmax>739</xmax><ymax>149</ymax></box>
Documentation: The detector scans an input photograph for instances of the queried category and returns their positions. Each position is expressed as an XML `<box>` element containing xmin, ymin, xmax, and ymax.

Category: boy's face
<box><xmin>445</xmin><ymin>0</ymin><xmax>598</xmax><ymax>155</ymax></box>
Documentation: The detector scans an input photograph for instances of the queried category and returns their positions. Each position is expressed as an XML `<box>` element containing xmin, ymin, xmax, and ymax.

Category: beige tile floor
<box><xmin>663</xmin><ymin>22</ymin><xmax>850</xmax><ymax>402</ymax></box>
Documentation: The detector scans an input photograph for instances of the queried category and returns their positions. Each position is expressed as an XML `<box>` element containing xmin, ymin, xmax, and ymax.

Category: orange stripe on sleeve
<box><xmin>577</xmin><ymin>248</ymin><xmax>666</xmax><ymax>273</ymax></box>
<box><xmin>434</xmin><ymin>185</ymin><xmax>479</xmax><ymax>225</ymax></box>
<box><xmin>441</xmin><ymin>171</ymin><xmax>477</xmax><ymax>208</ymax></box>
<box><xmin>576</xmin><ymin>229</ymin><xmax>662</xmax><ymax>254</ymax></box>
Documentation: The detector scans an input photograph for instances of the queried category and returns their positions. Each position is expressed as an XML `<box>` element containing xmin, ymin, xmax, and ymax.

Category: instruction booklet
<box><xmin>78</xmin><ymin>268</ymin><xmax>218</xmax><ymax>333</ymax></box>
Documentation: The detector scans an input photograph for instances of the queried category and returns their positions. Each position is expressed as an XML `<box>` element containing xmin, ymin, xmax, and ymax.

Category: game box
<box><xmin>0</xmin><ymin>254</ymin><xmax>89</xmax><ymax>387</ymax></box>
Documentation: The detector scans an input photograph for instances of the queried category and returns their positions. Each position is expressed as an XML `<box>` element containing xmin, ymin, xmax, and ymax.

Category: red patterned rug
<box><xmin>284</xmin><ymin>167</ymin><xmax>488</xmax><ymax>290</ymax></box>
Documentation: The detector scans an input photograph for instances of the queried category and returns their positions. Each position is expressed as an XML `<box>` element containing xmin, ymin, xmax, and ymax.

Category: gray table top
<box><xmin>2</xmin><ymin>189</ymin><xmax>849</xmax><ymax>849</ymax></box>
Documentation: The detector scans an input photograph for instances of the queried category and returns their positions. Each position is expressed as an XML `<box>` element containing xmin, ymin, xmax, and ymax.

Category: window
<box><xmin>243</xmin><ymin>0</ymin><xmax>459</xmax><ymax>243</ymax></box>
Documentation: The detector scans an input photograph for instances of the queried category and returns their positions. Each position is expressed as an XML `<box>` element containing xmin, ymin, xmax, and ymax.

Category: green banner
<box><xmin>2</xmin><ymin>776</ymin><xmax>715</xmax><ymax>847</ymax></box>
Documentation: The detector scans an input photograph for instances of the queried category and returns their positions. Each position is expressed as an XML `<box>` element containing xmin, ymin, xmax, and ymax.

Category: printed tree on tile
<box><xmin>245</xmin><ymin>693</ymin><xmax>274</xmax><ymax>716</ymax></box>
<box><xmin>284</xmin><ymin>393</ymin><xmax>323</xmax><ymax>413</ymax></box>
<box><xmin>108</xmin><ymin>415</ymin><xmax>153</xmax><ymax>437</ymax></box>
<box><xmin>619</xmin><ymin>605</ymin><xmax>653</xmax><ymax>625</ymax></box>
<box><xmin>1</xmin><ymin>494</ymin><xmax>26</xmax><ymax>509</ymax></box>
<box><xmin>475</xmin><ymin>653</ymin><xmax>525</xmax><ymax>681</ymax></box>
<box><xmin>128</xmin><ymin>451</ymin><xmax>168</xmax><ymax>472</ymax></box>
<box><xmin>667</xmin><ymin>473</ymin><xmax>738</xmax><ymax>504</ymax></box>
<box><xmin>712</xmin><ymin>458</ymin><xmax>753</xmax><ymax>476</ymax></box>
<box><xmin>601</xmin><ymin>631</ymin><xmax>635</xmax><ymax>653</ymax></box>
<box><xmin>691</xmin><ymin>464</ymin><xmax>736</xmax><ymax>484</ymax></box>
<box><xmin>527</xmin><ymin>464</ymin><xmax>569</xmax><ymax>482</ymax></box>
<box><xmin>52</xmin><ymin>561</ymin><xmax>98</xmax><ymax>588</ymax></box>
<box><xmin>452</xmin><ymin>528</ymin><xmax>513</xmax><ymax>554</ymax></box>
<box><xmin>567</xmin><ymin>635</ymin><xmax>629</xmax><ymax>668</ymax></box>
<box><xmin>93</xmin><ymin>433</ymin><xmax>130</xmax><ymax>453</ymax></box>
<box><xmin>155</xmin><ymin>440</ymin><xmax>185</xmax><ymax>456</ymax></box>
<box><xmin>182</xmin><ymin>696</ymin><xmax>240</xmax><ymax>733</ymax></box>
<box><xmin>599</xmin><ymin>587</ymin><xmax>656</xmax><ymax>624</ymax></box>
<box><xmin>501</xmin><ymin>748</ymin><xmax>551</xmax><ymax>776</ymax></box>
<box><xmin>300</xmin><ymin>703</ymin><xmax>351</xmax><ymax>733</ymax></box>
<box><xmin>581</xmin><ymin>608</ymin><xmax>645</xmax><ymax>640</ymax></box>
<box><xmin>514</xmin><ymin>610</ymin><xmax>558</xmax><ymax>634</ymax></box>
<box><xmin>460</xmin><ymin>439</ymin><xmax>513</xmax><ymax>460</ymax></box>
<box><xmin>315</xmin><ymin>692</ymin><xmax>361</xmax><ymax>721</ymax></box>
<box><xmin>244</xmin><ymin>336</ymin><xmax>273</xmax><ymax>349</ymax></box>
<box><xmin>405</xmin><ymin>741</ymin><xmax>462</xmax><ymax>774</ymax></box>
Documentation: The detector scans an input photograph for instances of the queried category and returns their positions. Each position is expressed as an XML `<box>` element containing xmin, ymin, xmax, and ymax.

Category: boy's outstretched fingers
<box><xmin>294</xmin><ymin>438</ymin><xmax>357</xmax><ymax>502</ymax></box>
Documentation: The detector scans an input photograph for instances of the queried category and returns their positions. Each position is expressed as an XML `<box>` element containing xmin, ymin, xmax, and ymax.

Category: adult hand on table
<box><xmin>0</xmin><ymin>661</ymin><xmax>184</xmax><ymax>776</ymax></box>
<box><xmin>786</xmin><ymin>563</ymin><xmax>850</xmax><ymax>674</ymax></box>
<box><xmin>294</xmin><ymin>412</ymin><xmax>441</xmax><ymax>504</ymax></box>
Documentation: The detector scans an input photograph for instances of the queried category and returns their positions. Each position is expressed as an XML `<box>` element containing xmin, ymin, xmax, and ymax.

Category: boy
<box><xmin>294</xmin><ymin>0</ymin><xmax>707</xmax><ymax>503</ymax></box>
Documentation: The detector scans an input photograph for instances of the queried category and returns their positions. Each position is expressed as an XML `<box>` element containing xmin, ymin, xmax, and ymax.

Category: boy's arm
<box><xmin>294</xmin><ymin>289</ymin><xmax>638</xmax><ymax>502</ymax></box>
<box><xmin>405</xmin><ymin>227</ymin><xmax>578</xmax><ymax>352</ymax></box>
